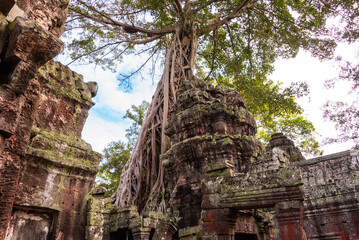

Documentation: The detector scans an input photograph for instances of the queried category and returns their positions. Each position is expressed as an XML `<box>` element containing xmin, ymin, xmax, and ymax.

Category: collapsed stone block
<box><xmin>5</xmin><ymin>17</ymin><xmax>63</xmax><ymax>67</ymax></box>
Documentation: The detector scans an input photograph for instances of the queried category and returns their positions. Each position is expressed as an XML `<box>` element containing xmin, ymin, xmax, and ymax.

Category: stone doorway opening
<box><xmin>4</xmin><ymin>206</ymin><xmax>57</xmax><ymax>240</ymax></box>
<box><xmin>110</xmin><ymin>228</ymin><xmax>134</xmax><ymax>240</ymax></box>
<box><xmin>235</xmin><ymin>233</ymin><xmax>258</xmax><ymax>240</ymax></box>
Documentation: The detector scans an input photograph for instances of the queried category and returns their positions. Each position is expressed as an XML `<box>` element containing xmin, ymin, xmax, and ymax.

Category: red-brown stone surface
<box><xmin>0</xmin><ymin>2</ymin><xmax>101</xmax><ymax>240</ymax></box>
<box><xmin>300</xmin><ymin>150</ymin><xmax>359</xmax><ymax>239</ymax></box>
<box><xmin>3</xmin><ymin>0</ymin><xmax>69</xmax><ymax>37</ymax></box>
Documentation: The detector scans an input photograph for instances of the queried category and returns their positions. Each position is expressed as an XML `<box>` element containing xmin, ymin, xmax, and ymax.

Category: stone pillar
<box><xmin>132</xmin><ymin>227</ymin><xmax>152</xmax><ymax>240</ymax></box>
<box><xmin>202</xmin><ymin>208</ymin><xmax>236</xmax><ymax>240</ymax></box>
<box><xmin>153</xmin><ymin>220</ymin><xmax>177</xmax><ymax>240</ymax></box>
<box><xmin>86</xmin><ymin>187</ymin><xmax>113</xmax><ymax>240</ymax></box>
<box><xmin>275</xmin><ymin>201</ymin><xmax>306</xmax><ymax>240</ymax></box>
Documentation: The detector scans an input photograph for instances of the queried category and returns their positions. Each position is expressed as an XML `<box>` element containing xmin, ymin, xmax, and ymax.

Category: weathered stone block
<box><xmin>85</xmin><ymin>226</ymin><xmax>104</xmax><ymax>240</ymax></box>
<box><xmin>178</xmin><ymin>225</ymin><xmax>202</xmax><ymax>238</ymax></box>
<box><xmin>7</xmin><ymin>61</ymin><xmax>36</xmax><ymax>93</ymax></box>
<box><xmin>4</xmin><ymin>210</ymin><xmax>54</xmax><ymax>240</ymax></box>
<box><xmin>5</xmin><ymin>17</ymin><xmax>63</xmax><ymax>67</ymax></box>
<box><xmin>87</xmin><ymin>212</ymin><xmax>105</xmax><ymax>226</ymax></box>
<box><xmin>87</xmin><ymin>198</ymin><xmax>105</xmax><ymax>213</ymax></box>
<box><xmin>0</xmin><ymin>96</ymin><xmax>20</xmax><ymax>137</ymax></box>
<box><xmin>23</xmin><ymin>0</ymin><xmax>69</xmax><ymax>37</ymax></box>
<box><xmin>27</xmin><ymin>128</ymin><xmax>100</xmax><ymax>173</ymax></box>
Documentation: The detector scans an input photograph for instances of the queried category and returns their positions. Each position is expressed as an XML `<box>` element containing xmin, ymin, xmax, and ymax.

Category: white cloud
<box><xmin>271</xmin><ymin>44</ymin><xmax>356</xmax><ymax>155</ymax></box>
<box><xmin>81</xmin><ymin>113</ymin><xmax>129</xmax><ymax>153</ymax></box>
<box><xmin>68</xmin><ymin>58</ymin><xmax>159</xmax><ymax>153</ymax></box>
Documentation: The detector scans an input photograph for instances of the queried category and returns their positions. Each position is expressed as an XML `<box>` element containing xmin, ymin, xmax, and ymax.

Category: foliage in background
<box><xmin>97</xmin><ymin>141</ymin><xmax>131</xmax><ymax>196</ymax></box>
<box><xmin>216</xmin><ymin>76</ymin><xmax>321</xmax><ymax>155</ymax></box>
<box><xmin>124</xmin><ymin>101</ymin><xmax>150</xmax><ymax>148</ymax></box>
<box><xmin>97</xmin><ymin>101</ymin><xmax>149</xmax><ymax>195</ymax></box>
<box><xmin>323</xmin><ymin>55</ymin><xmax>359</xmax><ymax>149</ymax></box>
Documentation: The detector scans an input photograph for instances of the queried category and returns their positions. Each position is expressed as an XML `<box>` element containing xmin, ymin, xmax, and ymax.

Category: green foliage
<box><xmin>97</xmin><ymin>141</ymin><xmax>131</xmax><ymax>196</ymax></box>
<box><xmin>257</xmin><ymin>114</ymin><xmax>321</xmax><ymax>156</ymax></box>
<box><xmin>96</xmin><ymin>101</ymin><xmax>149</xmax><ymax>195</ymax></box>
<box><xmin>217</xmin><ymin>76</ymin><xmax>321</xmax><ymax>155</ymax></box>
<box><xmin>66</xmin><ymin>0</ymin><xmax>357</xmax><ymax>74</ymax></box>
<box><xmin>124</xmin><ymin>100</ymin><xmax>150</xmax><ymax>147</ymax></box>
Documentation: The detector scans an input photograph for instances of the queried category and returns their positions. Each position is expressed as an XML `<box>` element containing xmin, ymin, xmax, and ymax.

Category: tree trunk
<box><xmin>115</xmin><ymin>26</ymin><xmax>198</xmax><ymax>213</ymax></box>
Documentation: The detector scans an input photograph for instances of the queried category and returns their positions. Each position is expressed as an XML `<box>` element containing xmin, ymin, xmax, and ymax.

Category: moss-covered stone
<box><xmin>38</xmin><ymin>61</ymin><xmax>94</xmax><ymax>104</ymax></box>
<box><xmin>28</xmin><ymin>127</ymin><xmax>101</xmax><ymax>173</ymax></box>
<box><xmin>6</xmin><ymin>17</ymin><xmax>64</xmax><ymax>66</ymax></box>
<box><xmin>178</xmin><ymin>225</ymin><xmax>202</xmax><ymax>239</ymax></box>
<box><xmin>0</xmin><ymin>12</ymin><xmax>8</xmax><ymax>61</ymax></box>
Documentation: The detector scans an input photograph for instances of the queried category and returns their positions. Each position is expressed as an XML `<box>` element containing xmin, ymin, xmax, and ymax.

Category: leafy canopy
<box><xmin>66</xmin><ymin>0</ymin><xmax>356</xmax><ymax>73</ymax></box>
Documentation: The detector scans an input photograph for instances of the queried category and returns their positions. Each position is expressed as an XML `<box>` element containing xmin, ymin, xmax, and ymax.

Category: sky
<box><xmin>61</xmin><ymin>42</ymin><xmax>357</xmax><ymax>158</ymax></box>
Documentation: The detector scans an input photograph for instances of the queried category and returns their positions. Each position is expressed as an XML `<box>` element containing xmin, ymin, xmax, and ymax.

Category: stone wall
<box><xmin>0</xmin><ymin>1</ymin><xmax>101</xmax><ymax>240</ymax></box>
<box><xmin>299</xmin><ymin>150</ymin><xmax>359</xmax><ymax>239</ymax></box>
<box><xmin>104</xmin><ymin>79</ymin><xmax>306</xmax><ymax>239</ymax></box>
<box><xmin>1</xmin><ymin>0</ymin><xmax>68</xmax><ymax>37</ymax></box>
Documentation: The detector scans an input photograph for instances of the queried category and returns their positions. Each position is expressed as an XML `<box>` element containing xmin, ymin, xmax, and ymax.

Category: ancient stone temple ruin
<box><xmin>0</xmin><ymin>1</ymin><xmax>359</xmax><ymax>240</ymax></box>
<box><xmin>0</xmin><ymin>1</ymin><xmax>100</xmax><ymax>239</ymax></box>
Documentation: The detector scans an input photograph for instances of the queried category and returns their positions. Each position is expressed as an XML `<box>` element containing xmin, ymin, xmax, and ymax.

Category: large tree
<box><xmin>66</xmin><ymin>0</ymin><xmax>357</xmax><ymax>213</ymax></box>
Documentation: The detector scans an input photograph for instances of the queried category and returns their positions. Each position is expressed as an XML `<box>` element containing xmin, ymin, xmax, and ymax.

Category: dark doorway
<box><xmin>149</xmin><ymin>228</ymin><xmax>155</xmax><ymax>239</ymax></box>
<box><xmin>110</xmin><ymin>228</ymin><xmax>134</xmax><ymax>240</ymax></box>
<box><xmin>235</xmin><ymin>233</ymin><xmax>258</xmax><ymax>240</ymax></box>
<box><xmin>5</xmin><ymin>207</ymin><xmax>57</xmax><ymax>240</ymax></box>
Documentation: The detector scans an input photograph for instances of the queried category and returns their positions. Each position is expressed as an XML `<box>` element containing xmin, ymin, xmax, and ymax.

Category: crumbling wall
<box><xmin>299</xmin><ymin>150</ymin><xmax>359</xmax><ymax>239</ymax></box>
<box><xmin>0</xmin><ymin>1</ymin><xmax>101</xmax><ymax>239</ymax></box>
<box><xmin>1</xmin><ymin>0</ymin><xmax>68</xmax><ymax>37</ymax></box>
<box><xmin>163</xmin><ymin>79</ymin><xmax>263</xmax><ymax>233</ymax></box>
<box><xmin>106</xmin><ymin>78</ymin><xmax>359</xmax><ymax>240</ymax></box>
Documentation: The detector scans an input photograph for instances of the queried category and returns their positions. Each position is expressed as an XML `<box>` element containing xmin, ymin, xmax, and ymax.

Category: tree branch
<box><xmin>70</xmin><ymin>1</ymin><xmax>176</xmax><ymax>36</ymax></box>
<box><xmin>207</xmin><ymin>0</ymin><xmax>256</xmax><ymax>32</ymax></box>
<box><xmin>66</xmin><ymin>42</ymin><xmax>122</xmax><ymax>65</ymax></box>
<box><xmin>118</xmin><ymin>46</ymin><xmax>160</xmax><ymax>81</ymax></box>
<box><xmin>204</xmin><ymin>30</ymin><xmax>217</xmax><ymax>81</ymax></box>
<box><xmin>173</xmin><ymin>0</ymin><xmax>184</xmax><ymax>15</ymax></box>
<box><xmin>192</xmin><ymin>0</ymin><xmax>225</xmax><ymax>15</ymax></box>
<box><xmin>183</xmin><ymin>0</ymin><xmax>191</xmax><ymax>13</ymax></box>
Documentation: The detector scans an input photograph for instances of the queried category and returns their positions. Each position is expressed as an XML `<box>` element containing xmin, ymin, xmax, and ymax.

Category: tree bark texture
<box><xmin>115</xmin><ymin>27</ymin><xmax>198</xmax><ymax>213</ymax></box>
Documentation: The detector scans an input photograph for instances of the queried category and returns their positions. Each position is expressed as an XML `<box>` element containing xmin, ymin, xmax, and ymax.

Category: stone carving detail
<box><xmin>299</xmin><ymin>150</ymin><xmax>359</xmax><ymax>239</ymax></box>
